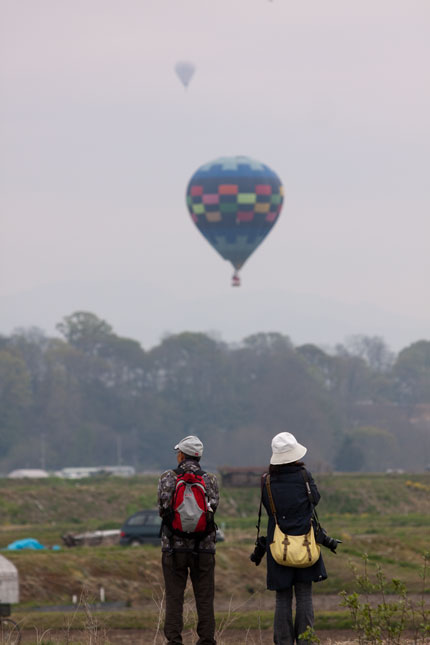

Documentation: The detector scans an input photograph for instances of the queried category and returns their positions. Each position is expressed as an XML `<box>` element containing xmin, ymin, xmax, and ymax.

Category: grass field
<box><xmin>0</xmin><ymin>473</ymin><xmax>429</xmax><ymax>642</ymax></box>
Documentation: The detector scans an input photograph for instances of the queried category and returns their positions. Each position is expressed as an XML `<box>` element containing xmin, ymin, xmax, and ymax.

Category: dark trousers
<box><xmin>273</xmin><ymin>582</ymin><xmax>314</xmax><ymax>645</ymax></box>
<box><xmin>162</xmin><ymin>551</ymin><xmax>216</xmax><ymax>645</ymax></box>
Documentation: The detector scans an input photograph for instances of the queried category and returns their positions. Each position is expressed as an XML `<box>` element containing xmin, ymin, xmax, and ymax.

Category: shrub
<box><xmin>340</xmin><ymin>552</ymin><xmax>430</xmax><ymax>644</ymax></box>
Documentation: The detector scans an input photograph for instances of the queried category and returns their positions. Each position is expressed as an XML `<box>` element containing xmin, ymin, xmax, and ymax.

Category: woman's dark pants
<box><xmin>274</xmin><ymin>582</ymin><xmax>314</xmax><ymax>644</ymax></box>
<box><xmin>162</xmin><ymin>551</ymin><xmax>216</xmax><ymax>645</ymax></box>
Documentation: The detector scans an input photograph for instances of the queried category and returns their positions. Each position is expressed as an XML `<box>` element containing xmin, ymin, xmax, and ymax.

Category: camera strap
<box><xmin>256</xmin><ymin>473</ymin><xmax>268</xmax><ymax>539</ymax></box>
<box><xmin>301</xmin><ymin>468</ymin><xmax>321</xmax><ymax>530</ymax></box>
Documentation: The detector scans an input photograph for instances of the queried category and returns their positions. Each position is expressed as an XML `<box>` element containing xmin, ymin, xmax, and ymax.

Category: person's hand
<box><xmin>330</xmin><ymin>539</ymin><xmax>342</xmax><ymax>554</ymax></box>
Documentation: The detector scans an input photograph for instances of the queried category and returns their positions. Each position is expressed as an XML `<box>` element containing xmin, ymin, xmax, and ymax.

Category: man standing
<box><xmin>158</xmin><ymin>435</ymin><xmax>219</xmax><ymax>645</ymax></box>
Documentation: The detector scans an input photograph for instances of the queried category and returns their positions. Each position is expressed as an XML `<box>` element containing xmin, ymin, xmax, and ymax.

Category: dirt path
<box><xmin>19</xmin><ymin>627</ymin><xmax>358</xmax><ymax>644</ymax></box>
<box><xmin>211</xmin><ymin>592</ymin><xmax>429</xmax><ymax>613</ymax></box>
<box><xmin>18</xmin><ymin>627</ymin><xmax>430</xmax><ymax>644</ymax></box>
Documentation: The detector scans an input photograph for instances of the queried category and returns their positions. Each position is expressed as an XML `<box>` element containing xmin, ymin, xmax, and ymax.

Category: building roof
<box><xmin>8</xmin><ymin>469</ymin><xmax>49</xmax><ymax>479</ymax></box>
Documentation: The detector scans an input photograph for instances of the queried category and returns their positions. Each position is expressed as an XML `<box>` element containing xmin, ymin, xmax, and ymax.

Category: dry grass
<box><xmin>2</xmin><ymin>474</ymin><xmax>429</xmax><ymax>644</ymax></box>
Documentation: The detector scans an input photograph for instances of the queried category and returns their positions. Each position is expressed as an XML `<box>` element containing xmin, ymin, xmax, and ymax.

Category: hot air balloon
<box><xmin>175</xmin><ymin>61</ymin><xmax>195</xmax><ymax>88</ymax></box>
<box><xmin>186</xmin><ymin>156</ymin><xmax>284</xmax><ymax>286</ymax></box>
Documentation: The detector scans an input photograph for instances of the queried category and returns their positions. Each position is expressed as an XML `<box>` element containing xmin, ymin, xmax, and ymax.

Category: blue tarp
<box><xmin>7</xmin><ymin>538</ymin><xmax>46</xmax><ymax>550</ymax></box>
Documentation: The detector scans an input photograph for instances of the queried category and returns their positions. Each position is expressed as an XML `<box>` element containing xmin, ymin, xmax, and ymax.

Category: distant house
<box><xmin>8</xmin><ymin>469</ymin><xmax>49</xmax><ymax>479</ymax></box>
<box><xmin>58</xmin><ymin>466</ymin><xmax>136</xmax><ymax>479</ymax></box>
<box><xmin>218</xmin><ymin>467</ymin><xmax>266</xmax><ymax>487</ymax></box>
<box><xmin>410</xmin><ymin>404</ymin><xmax>430</xmax><ymax>424</ymax></box>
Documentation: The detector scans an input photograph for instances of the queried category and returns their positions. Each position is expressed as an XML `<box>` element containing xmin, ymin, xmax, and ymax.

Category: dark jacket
<box><xmin>262</xmin><ymin>463</ymin><xmax>327</xmax><ymax>590</ymax></box>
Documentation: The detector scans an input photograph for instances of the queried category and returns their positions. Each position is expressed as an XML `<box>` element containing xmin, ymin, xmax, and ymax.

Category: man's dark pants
<box><xmin>162</xmin><ymin>551</ymin><xmax>216</xmax><ymax>645</ymax></box>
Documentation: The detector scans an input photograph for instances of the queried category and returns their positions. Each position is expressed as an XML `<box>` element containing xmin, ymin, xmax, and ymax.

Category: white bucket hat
<box><xmin>174</xmin><ymin>435</ymin><xmax>203</xmax><ymax>457</ymax></box>
<box><xmin>270</xmin><ymin>432</ymin><xmax>307</xmax><ymax>465</ymax></box>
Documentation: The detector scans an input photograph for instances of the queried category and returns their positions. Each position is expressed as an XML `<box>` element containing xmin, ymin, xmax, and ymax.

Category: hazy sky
<box><xmin>1</xmin><ymin>0</ymin><xmax>429</xmax><ymax>352</ymax></box>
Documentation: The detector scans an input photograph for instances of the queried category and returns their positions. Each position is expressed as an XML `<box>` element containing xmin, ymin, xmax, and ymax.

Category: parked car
<box><xmin>120</xmin><ymin>510</ymin><xmax>161</xmax><ymax>546</ymax></box>
<box><xmin>120</xmin><ymin>510</ymin><xmax>225</xmax><ymax>546</ymax></box>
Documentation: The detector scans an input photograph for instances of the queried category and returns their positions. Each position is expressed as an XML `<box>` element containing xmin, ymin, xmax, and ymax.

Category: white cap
<box><xmin>174</xmin><ymin>435</ymin><xmax>203</xmax><ymax>458</ymax></box>
<box><xmin>270</xmin><ymin>432</ymin><xmax>307</xmax><ymax>465</ymax></box>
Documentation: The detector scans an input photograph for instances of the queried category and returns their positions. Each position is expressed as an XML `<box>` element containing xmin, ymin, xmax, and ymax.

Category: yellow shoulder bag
<box><xmin>266</xmin><ymin>474</ymin><xmax>320</xmax><ymax>568</ymax></box>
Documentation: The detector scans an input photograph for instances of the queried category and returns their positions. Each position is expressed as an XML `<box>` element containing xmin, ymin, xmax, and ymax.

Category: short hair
<box><xmin>183</xmin><ymin>454</ymin><xmax>201</xmax><ymax>463</ymax></box>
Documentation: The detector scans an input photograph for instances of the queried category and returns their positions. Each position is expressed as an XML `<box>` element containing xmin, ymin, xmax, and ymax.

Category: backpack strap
<box><xmin>174</xmin><ymin>466</ymin><xmax>206</xmax><ymax>477</ymax></box>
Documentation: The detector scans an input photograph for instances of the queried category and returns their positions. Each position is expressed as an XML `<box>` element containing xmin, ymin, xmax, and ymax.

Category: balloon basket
<box><xmin>232</xmin><ymin>274</ymin><xmax>241</xmax><ymax>287</ymax></box>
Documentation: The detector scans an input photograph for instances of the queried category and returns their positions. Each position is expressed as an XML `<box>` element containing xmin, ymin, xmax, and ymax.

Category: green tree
<box><xmin>56</xmin><ymin>311</ymin><xmax>114</xmax><ymax>356</ymax></box>
<box><xmin>353</xmin><ymin>426</ymin><xmax>397</xmax><ymax>471</ymax></box>
<box><xmin>334</xmin><ymin>434</ymin><xmax>365</xmax><ymax>472</ymax></box>
<box><xmin>0</xmin><ymin>350</ymin><xmax>32</xmax><ymax>459</ymax></box>
<box><xmin>344</xmin><ymin>335</ymin><xmax>395</xmax><ymax>372</ymax></box>
<box><xmin>394</xmin><ymin>340</ymin><xmax>430</xmax><ymax>403</ymax></box>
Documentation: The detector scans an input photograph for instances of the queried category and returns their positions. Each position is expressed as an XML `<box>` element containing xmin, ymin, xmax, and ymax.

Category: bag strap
<box><xmin>265</xmin><ymin>474</ymin><xmax>278</xmax><ymax>524</ymax></box>
<box><xmin>255</xmin><ymin>469</ymin><xmax>319</xmax><ymax>539</ymax></box>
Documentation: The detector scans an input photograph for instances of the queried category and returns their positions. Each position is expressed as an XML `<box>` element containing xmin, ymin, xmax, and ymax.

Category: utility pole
<box><xmin>40</xmin><ymin>433</ymin><xmax>46</xmax><ymax>470</ymax></box>
<box><xmin>116</xmin><ymin>435</ymin><xmax>123</xmax><ymax>466</ymax></box>
<box><xmin>131</xmin><ymin>427</ymin><xmax>138</xmax><ymax>471</ymax></box>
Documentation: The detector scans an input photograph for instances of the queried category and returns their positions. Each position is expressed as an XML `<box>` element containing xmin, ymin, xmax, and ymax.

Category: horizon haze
<box><xmin>1</xmin><ymin>1</ymin><xmax>429</xmax><ymax>351</ymax></box>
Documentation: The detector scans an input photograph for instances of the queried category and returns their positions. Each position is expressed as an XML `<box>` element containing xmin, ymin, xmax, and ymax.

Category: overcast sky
<box><xmin>1</xmin><ymin>0</ymin><xmax>429</xmax><ymax>352</ymax></box>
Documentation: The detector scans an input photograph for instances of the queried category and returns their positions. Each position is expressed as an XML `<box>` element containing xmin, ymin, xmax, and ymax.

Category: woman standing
<box><xmin>262</xmin><ymin>432</ymin><xmax>327</xmax><ymax>645</ymax></box>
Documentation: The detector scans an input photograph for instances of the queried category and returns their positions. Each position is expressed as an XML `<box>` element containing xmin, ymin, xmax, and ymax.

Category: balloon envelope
<box><xmin>186</xmin><ymin>156</ymin><xmax>284</xmax><ymax>271</ymax></box>
<box><xmin>175</xmin><ymin>61</ymin><xmax>195</xmax><ymax>88</ymax></box>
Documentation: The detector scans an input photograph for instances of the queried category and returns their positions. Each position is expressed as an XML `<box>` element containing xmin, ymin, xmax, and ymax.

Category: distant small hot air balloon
<box><xmin>175</xmin><ymin>61</ymin><xmax>196</xmax><ymax>88</ymax></box>
<box><xmin>186</xmin><ymin>156</ymin><xmax>284</xmax><ymax>286</ymax></box>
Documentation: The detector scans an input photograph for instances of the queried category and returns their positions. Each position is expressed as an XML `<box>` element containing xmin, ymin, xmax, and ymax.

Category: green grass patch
<box><xmin>0</xmin><ymin>473</ymin><xmax>429</xmax><ymax>608</ymax></box>
<box><xmin>14</xmin><ymin>608</ymin><xmax>353</xmax><ymax>632</ymax></box>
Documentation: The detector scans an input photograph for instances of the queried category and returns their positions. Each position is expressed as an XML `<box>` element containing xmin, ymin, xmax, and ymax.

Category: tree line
<box><xmin>0</xmin><ymin>311</ymin><xmax>429</xmax><ymax>473</ymax></box>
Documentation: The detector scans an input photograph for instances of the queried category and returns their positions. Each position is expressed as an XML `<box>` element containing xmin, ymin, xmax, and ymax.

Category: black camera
<box><xmin>250</xmin><ymin>536</ymin><xmax>267</xmax><ymax>566</ymax></box>
<box><xmin>315</xmin><ymin>526</ymin><xmax>342</xmax><ymax>553</ymax></box>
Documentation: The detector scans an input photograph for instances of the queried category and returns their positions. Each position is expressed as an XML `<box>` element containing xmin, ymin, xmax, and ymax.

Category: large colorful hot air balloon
<box><xmin>186</xmin><ymin>156</ymin><xmax>284</xmax><ymax>286</ymax></box>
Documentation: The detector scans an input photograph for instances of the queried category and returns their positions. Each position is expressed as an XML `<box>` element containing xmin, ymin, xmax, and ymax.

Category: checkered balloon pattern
<box><xmin>186</xmin><ymin>156</ymin><xmax>284</xmax><ymax>270</ymax></box>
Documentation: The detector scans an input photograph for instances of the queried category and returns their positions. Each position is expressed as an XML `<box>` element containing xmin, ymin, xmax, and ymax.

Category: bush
<box><xmin>340</xmin><ymin>552</ymin><xmax>430</xmax><ymax>644</ymax></box>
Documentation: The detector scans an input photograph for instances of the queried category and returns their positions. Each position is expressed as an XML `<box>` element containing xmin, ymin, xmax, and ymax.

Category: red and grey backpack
<box><xmin>163</xmin><ymin>467</ymin><xmax>215</xmax><ymax>540</ymax></box>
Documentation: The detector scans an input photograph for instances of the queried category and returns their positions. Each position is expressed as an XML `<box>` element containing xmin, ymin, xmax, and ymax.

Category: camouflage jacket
<box><xmin>157</xmin><ymin>460</ymin><xmax>219</xmax><ymax>553</ymax></box>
